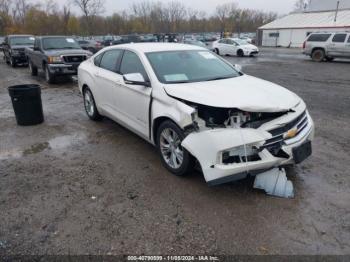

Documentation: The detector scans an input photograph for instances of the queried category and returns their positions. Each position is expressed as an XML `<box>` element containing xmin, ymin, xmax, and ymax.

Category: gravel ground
<box><xmin>0</xmin><ymin>48</ymin><xmax>349</xmax><ymax>255</ymax></box>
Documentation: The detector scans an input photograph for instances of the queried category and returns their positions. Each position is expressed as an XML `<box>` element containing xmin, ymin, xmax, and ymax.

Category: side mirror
<box><xmin>234</xmin><ymin>64</ymin><xmax>242</xmax><ymax>72</ymax></box>
<box><xmin>123</xmin><ymin>73</ymin><xmax>151</xmax><ymax>87</ymax></box>
<box><xmin>34</xmin><ymin>46</ymin><xmax>40</xmax><ymax>51</ymax></box>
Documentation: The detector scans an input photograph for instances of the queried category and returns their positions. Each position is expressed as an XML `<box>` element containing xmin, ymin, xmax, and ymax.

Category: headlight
<box><xmin>48</xmin><ymin>56</ymin><xmax>63</xmax><ymax>63</ymax></box>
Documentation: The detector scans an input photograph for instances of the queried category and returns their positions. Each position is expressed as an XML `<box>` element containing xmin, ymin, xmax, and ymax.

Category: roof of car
<box><xmin>104</xmin><ymin>43</ymin><xmax>206</xmax><ymax>53</ymax></box>
<box><xmin>8</xmin><ymin>34</ymin><xmax>33</xmax><ymax>37</ymax></box>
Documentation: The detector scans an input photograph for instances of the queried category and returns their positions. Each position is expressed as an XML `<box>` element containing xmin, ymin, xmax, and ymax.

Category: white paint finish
<box><xmin>260</xmin><ymin>10</ymin><xmax>350</xmax><ymax>30</ymax></box>
<box><xmin>164</xmin><ymin>74</ymin><xmax>301</xmax><ymax>112</ymax></box>
<box><xmin>262</xmin><ymin>28</ymin><xmax>350</xmax><ymax>47</ymax></box>
<box><xmin>78</xmin><ymin>43</ymin><xmax>315</xmax><ymax>185</ymax></box>
<box><xmin>212</xmin><ymin>38</ymin><xmax>259</xmax><ymax>56</ymax></box>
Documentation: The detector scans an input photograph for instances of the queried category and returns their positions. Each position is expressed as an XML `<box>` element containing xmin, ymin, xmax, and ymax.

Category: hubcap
<box><xmin>84</xmin><ymin>91</ymin><xmax>94</xmax><ymax>116</ymax></box>
<box><xmin>160</xmin><ymin>128</ymin><xmax>184</xmax><ymax>169</ymax></box>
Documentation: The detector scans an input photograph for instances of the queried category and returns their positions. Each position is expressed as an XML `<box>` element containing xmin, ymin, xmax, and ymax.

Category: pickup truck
<box><xmin>26</xmin><ymin>36</ymin><xmax>92</xmax><ymax>83</ymax></box>
<box><xmin>2</xmin><ymin>35</ymin><xmax>35</xmax><ymax>67</ymax></box>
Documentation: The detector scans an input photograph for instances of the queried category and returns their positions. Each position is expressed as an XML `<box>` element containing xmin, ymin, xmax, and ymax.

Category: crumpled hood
<box><xmin>164</xmin><ymin>74</ymin><xmax>301</xmax><ymax>112</ymax></box>
<box><xmin>44</xmin><ymin>49</ymin><xmax>91</xmax><ymax>56</ymax></box>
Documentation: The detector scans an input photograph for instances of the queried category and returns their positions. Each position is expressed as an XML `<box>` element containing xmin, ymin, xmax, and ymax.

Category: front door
<box><xmin>117</xmin><ymin>50</ymin><xmax>152</xmax><ymax>138</ymax></box>
<box><xmin>328</xmin><ymin>33</ymin><xmax>347</xmax><ymax>57</ymax></box>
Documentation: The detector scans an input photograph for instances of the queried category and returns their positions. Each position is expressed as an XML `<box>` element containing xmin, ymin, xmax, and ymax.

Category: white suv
<box><xmin>303</xmin><ymin>32</ymin><xmax>350</xmax><ymax>62</ymax></box>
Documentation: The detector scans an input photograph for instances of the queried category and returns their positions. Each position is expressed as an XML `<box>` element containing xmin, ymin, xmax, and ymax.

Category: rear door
<box><xmin>94</xmin><ymin>49</ymin><xmax>123</xmax><ymax>116</ymax></box>
<box><xmin>328</xmin><ymin>33</ymin><xmax>347</xmax><ymax>57</ymax></box>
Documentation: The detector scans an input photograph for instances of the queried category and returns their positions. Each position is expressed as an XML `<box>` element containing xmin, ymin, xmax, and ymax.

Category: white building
<box><xmin>308</xmin><ymin>0</ymin><xmax>350</xmax><ymax>12</ymax></box>
<box><xmin>258</xmin><ymin>1</ymin><xmax>350</xmax><ymax>47</ymax></box>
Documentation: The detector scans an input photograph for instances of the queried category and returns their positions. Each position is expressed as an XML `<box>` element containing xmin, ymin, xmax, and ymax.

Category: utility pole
<box><xmin>334</xmin><ymin>1</ymin><xmax>340</xmax><ymax>22</ymax></box>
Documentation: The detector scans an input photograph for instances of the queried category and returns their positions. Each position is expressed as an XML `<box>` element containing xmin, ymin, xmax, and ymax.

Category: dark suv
<box><xmin>2</xmin><ymin>35</ymin><xmax>34</xmax><ymax>67</ymax></box>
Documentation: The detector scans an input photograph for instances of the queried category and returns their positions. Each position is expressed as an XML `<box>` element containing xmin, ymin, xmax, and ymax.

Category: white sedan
<box><xmin>78</xmin><ymin>43</ymin><xmax>314</xmax><ymax>186</ymax></box>
<box><xmin>212</xmin><ymin>38</ymin><xmax>259</xmax><ymax>57</ymax></box>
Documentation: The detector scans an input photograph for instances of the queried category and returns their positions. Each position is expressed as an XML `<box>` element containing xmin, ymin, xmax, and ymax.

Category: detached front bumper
<box><xmin>182</xmin><ymin>109</ymin><xmax>314</xmax><ymax>186</ymax></box>
<box><xmin>48</xmin><ymin>64</ymin><xmax>79</xmax><ymax>76</ymax></box>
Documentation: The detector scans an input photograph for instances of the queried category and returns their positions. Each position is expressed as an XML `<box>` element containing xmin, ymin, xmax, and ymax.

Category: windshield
<box><xmin>42</xmin><ymin>37</ymin><xmax>81</xmax><ymax>50</ymax></box>
<box><xmin>146</xmin><ymin>50</ymin><xmax>240</xmax><ymax>84</ymax></box>
<box><xmin>234</xmin><ymin>39</ymin><xmax>249</xmax><ymax>45</ymax></box>
<box><xmin>9</xmin><ymin>36</ymin><xmax>34</xmax><ymax>46</ymax></box>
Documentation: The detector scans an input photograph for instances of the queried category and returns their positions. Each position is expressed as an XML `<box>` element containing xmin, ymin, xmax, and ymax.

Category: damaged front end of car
<box><xmin>179</xmin><ymin>100</ymin><xmax>315</xmax><ymax>186</ymax></box>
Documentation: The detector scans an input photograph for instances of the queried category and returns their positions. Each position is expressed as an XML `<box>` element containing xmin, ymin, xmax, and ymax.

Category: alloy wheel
<box><xmin>159</xmin><ymin>128</ymin><xmax>184</xmax><ymax>169</ymax></box>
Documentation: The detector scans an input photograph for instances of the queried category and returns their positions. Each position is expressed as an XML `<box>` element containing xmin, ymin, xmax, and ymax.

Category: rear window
<box><xmin>332</xmin><ymin>34</ymin><xmax>347</xmax><ymax>43</ymax></box>
<box><xmin>307</xmin><ymin>34</ymin><xmax>331</xmax><ymax>42</ymax></box>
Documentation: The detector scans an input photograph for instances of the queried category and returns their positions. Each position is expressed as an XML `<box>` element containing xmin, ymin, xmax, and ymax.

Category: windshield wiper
<box><xmin>205</xmin><ymin>76</ymin><xmax>232</xmax><ymax>81</ymax></box>
<box><xmin>168</xmin><ymin>81</ymin><xmax>191</xmax><ymax>84</ymax></box>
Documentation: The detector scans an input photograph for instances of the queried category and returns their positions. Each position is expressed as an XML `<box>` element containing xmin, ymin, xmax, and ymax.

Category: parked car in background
<box><xmin>183</xmin><ymin>40</ymin><xmax>209</xmax><ymax>49</ymax></box>
<box><xmin>240</xmin><ymin>36</ymin><xmax>253</xmax><ymax>44</ymax></box>
<box><xmin>78</xmin><ymin>43</ymin><xmax>314</xmax><ymax>186</ymax></box>
<box><xmin>0</xmin><ymin>36</ymin><xmax>5</xmax><ymax>51</ymax></box>
<box><xmin>3</xmin><ymin>35</ymin><xmax>34</xmax><ymax>67</ymax></box>
<box><xmin>303</xmin><ymin>32</ymin><xmax>350</xmax><ymax>62</ymax></box>
<box><xmin>26</xmin><ymin>36</ymin><xmax>92</xmax><ymax>83</ymax></box>
<box><xmin>77</xmin><ymin>39</ymin><xmax>102</xmax><ymax>53</ymax></box>
<box><xmin>213</xmin><ymin>38</ymin><xmax>259</xmax><ymax>57</ymax></box>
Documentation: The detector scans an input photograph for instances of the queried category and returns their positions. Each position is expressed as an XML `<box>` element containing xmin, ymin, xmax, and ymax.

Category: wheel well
<box><xmin>237</xmin><ymin>49</ymin><xmax>243</xmax><ymax>55</ymax></box>
<box><xmin>82</xmin><ymin>84</ymin><xmax>88</xmax><ymax>93</ymax></box>
<box><xmin>311</xmin><ymin>47</ymin><xmax>325</xmax><ymax>54</ymax></box>
<box><xmin>152</xmin><ymin>117</ymin><xmax>174</xmax><ymax>145</ymax></box>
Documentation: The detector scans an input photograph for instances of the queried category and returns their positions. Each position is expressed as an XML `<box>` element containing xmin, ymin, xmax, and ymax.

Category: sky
<box><xmin>63</xmin><ymin>0</ymin><xmax>297</xmax><ymax>16</ymax></box>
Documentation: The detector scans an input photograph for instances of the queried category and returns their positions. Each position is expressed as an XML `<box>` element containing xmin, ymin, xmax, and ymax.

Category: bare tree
<box><xmin>0</xmin><ymin>0</ymin><xmax>11</xmax><ymax>15</ymax></box>
<box><xmin>71</xmin><ymin>0</ymin><xmax>105</xmax><ymax>17</ymax></box>
<box><xmin>12</xmin><ymin>0</ymin><xmax>31</xmax><ymax>25</ymax></box>
<box><xmin>71</xmin><ymin>0</ymin><xmax>105</xmax><ymax>33</ymax></box>
<box><xmin>294</xmin><ymin>0</ymin><xmax>308</xmax><ymax>12</ymax></box>
<box><xmin>216</xmin><ymin>3</ymin><xmax>238</xmax><ymax>36</ymax></box>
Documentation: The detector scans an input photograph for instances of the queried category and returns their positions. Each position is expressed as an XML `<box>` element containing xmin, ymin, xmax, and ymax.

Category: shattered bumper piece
<box><xmin>181</xmin><ymin>115</ymin><xmax>314</xmax><ymax>186</ymax></box>
<box><xmin>253</xmin><ymin>168</ymin><xmax>294</xmax><ymax>198</ymax></box>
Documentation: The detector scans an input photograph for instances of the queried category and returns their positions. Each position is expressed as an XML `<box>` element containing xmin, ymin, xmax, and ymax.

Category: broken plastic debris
<box><xmin>253</xmin><ymin>168</ymin><xmax>294</xmax><ymax>198</ymax></box>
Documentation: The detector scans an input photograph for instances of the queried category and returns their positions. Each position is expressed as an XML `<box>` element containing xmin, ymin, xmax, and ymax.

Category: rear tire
<box><xmin>311</xmin><ymin>49</ymin><xmax>325</xmax><ymax>62</ymax></box>
<box><xmin>83</xmin><ymin>87</ymin><xmax>102</xmax><ymax>121</ymax></box>
<box><xmin>156</xmin><ymin>120</ymin><xmax>195</xmax><ymax>177</ymax></box>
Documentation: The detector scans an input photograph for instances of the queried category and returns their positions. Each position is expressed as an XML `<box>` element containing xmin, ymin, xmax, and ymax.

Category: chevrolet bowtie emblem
<box><xmin>284</xmin><ymin>128</ymin><xmax>298</xmax><ymax>139</ymax></box>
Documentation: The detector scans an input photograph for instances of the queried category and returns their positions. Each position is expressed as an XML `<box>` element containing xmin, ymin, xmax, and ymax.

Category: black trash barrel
<box><xmin>8</xmin><ymin>84</ymin><xmax>44</xmax><ymax>126</ymax></box>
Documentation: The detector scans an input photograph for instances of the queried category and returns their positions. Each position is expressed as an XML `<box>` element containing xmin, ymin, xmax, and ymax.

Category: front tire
<box><xmin>10</xmin><ymin>57</ymin><xmax>16</xmax><ymax>67</ymax></box>
<box><xmin>45</xmin><ymin>64</ymin><xmax>55</xmax><ymax>84</ymax></box>
<box><xmin>237</xmin><ymin>49</ymin><xmax>244</xmax><ymax>57</ymax></box>
<box><xmin>156</xmin><ymin>120</ymin><xmax>195</xmax><ymax>176</ymax></box>
<box><xmin>214</xmin><ymin>48</ymin><xmax>220</xmax><ymax>55</ymax></box>
<box><xmin>29</xmin><ymin>59</ymin><xmax>38</xmax><ymax>76</ymax></box>
<box><xmin>83</xmin><ymin>87</ymin><xmax>102</xmax><ymax>121</ymax></box>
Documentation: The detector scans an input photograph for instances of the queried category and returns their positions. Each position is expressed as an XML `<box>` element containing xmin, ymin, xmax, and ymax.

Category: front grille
<box><xmin>63</xmin><ymin>55</ymin><xmax>86</xmax><ymax>63</ymax></box>
<box><xmin>262</xmin><ymin>111</ymin><xmax>309</xmax><ymax>154</ymax></box>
